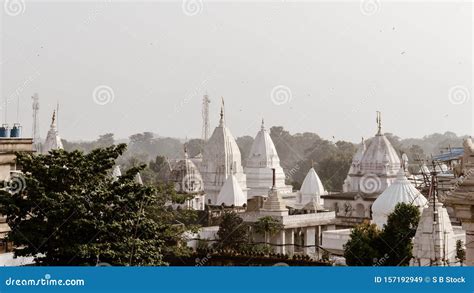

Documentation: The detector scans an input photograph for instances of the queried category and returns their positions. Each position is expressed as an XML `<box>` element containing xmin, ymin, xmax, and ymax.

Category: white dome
<box><xmin>372</xmin><ymin>169</ymin><xmax>428</xmax><ymax>228</ymax></box>
<box><xmin>216</xmin><ymin>174</ymin><xmax>247</xmax><ymax>206</ymax></box>
<box><xmin>359</xmin><ymin>134</ymin><xmax>401</xmax><ymax>175</ymax></box>
<box><xmin>299</xmin><ymin>168</ymin><xmax>326</xmax><ymax>205</ymax></box>
<box><xmin>343</xmin><ymin>115</ymin><xmax>401</xmax><ymax>194</ymax></box>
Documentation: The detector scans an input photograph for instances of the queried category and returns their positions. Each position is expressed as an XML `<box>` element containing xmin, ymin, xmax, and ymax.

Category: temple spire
<box><xmin>51</xmin><ymin>110</ymin><xmax>57</xmax><ymax>128</ymax></box>
<box><xmin>184</xmin><ymin>142</ymin><xmax>188</xmax><ymax>159</ymax></box>
<box><xmin>376</xmin><ymin>111</ymin><xmax>382</xmax><ymax>135</ymax></box>
<box><xmin>219</xmin><ymin>97</ymin><xmax>225</xmax><ymax>126</ymax></box>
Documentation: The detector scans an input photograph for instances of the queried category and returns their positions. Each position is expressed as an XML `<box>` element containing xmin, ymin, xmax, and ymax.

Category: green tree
<box><xmin>344</xmin><ymin>221</ymin><xmax>381</xmax><ymax>266</ymax></box>
<box><xmin>252</xmin><ymin>216</ymin><xmax>283</xmax><ymax>245</ymax></box>
<box><xmin>0</xmin><ymin>144</ymin><xmax>189</xmax><ymax>266</ymax></box>
<box><xmin>379</xmin><ymin>203</ymin><xmax>420</xmax><ymax>266</ymax></box>
<box><xmin>456</xmin><ymin>240</ymin><xmax>466</xmax><ymax>266</ymax></box>
<box><xmin>216</xmin><ymin>212</ymin><xmax>249</xmax><ymax>251</ymax></box>
<box><xmin>96</xmin><ymin>133</ymin><xmax>115</xmax><ymax>148</ymax></box>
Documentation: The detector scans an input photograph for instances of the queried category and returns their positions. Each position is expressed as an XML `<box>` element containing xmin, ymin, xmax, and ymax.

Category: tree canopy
<box><xmin>215</xmin><ymin>212</ymin><xmax>249</xmax><ymax>251</ymax></box>
<box><xmin>344</xmin><ymin>203</ymin><xmax>421</xmax><ymax>266</ymax></box>
<box><xmin>0</xmin><ymin>144</ymin><xmax>192</xmax><ymax>266</ymax></box>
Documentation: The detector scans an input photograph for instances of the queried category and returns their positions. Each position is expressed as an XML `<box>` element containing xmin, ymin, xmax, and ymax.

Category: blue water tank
<box><xmin>10</xmin><ymin>124</ymin><xmax>21</xmax><ymax>138</ymax></box>
<box><xmin>0</xmin><ymin>124</ymin><xmax>10</xmax><ymax>138</ymax></box>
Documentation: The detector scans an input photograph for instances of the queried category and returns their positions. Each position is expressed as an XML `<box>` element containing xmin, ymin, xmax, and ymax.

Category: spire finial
<box><xmin>376</xmin><ymin>111</ymin><xmax>382</xmax><ymax>135</ymax></box>
<box><xmin>184</xmin><ymin>140</ymin><xmax>188</xmax><ymax>159</ymax></box>
<box><xmin>219</xmin><ymin>97</ymin><xmax>225</xmax><ymax>126</ymax></box>
<box><xmin>51</xmin><ymin>110</ymin><xmax>56</xmax><ymax>127</ymax></box>
<box><xmin>261</xmin><ymin>118</ymin><xmax>265</xmax><ymax>131</ymax></box>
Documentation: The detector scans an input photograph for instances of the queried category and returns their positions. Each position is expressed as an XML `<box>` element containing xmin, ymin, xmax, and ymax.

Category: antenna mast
<box><xmin>32</xmin><ymin>93</ymin><xmax>41</xmax><ymax>152</ymax></box>
<box><xmin>202</xmin><ymin>94</ymin><xmax>211</xmax><ymax>141</ymax></box>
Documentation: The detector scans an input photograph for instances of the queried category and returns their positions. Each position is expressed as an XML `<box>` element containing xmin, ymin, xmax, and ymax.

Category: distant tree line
<box><xmin>61</xmin><ymin>129</ymin><xmax>467</xmax><ymax>192</ymax></box>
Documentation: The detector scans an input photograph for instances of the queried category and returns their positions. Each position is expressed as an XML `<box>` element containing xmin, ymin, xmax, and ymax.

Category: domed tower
<box><xmin>343</xmin><ymin>112</ymin><xmax>401</xmax><ymax>194</ymax></box>
<box><xmin>244</xmin><ymin>119</ymin><xmax>292</xmax><ymax>197</ymax></box>
<box><xmin>372</xmin><ymin>169</ymin><xmax>428</xmax><ymax>228</ymax></box>
<box><xmin>200</xmin><ymin>99</ymin><xmax>247</xmax><ymax>204</ymax></box>
<box><xmin>161</xmin><ymin>145</ymin><xmax>205</xmax><ymax>210</ymax></box>
<box><xmin>43</xmin><ymin>110</ymin><xmax>63</xmax><ymax>154</ymax></box>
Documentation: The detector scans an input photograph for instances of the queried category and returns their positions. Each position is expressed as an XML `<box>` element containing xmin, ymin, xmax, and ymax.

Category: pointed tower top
<box><xmin>376</xmin><ymin>111</ymin><xmax>382</xmax><ymax>135</ymax></box>
<box><xmin>219</xmin><ymin>97</ymin><xmax>225</xmax><ymax>126</ymax></box>
<box><xmin>50</xmin><ymin>110</ymin><xmax>57</xmax><ymax>128</ymax></box>
<box><xmin>184</xmin><ymin>143</ymin><xmax>188</xmax><ymax>159</ymax></box>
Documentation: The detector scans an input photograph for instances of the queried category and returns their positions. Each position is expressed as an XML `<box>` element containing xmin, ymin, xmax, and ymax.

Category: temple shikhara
<box><xmin>0</xmin><ymin>93</ymin><xmax>470</xmax><ymax>267</ymax></box>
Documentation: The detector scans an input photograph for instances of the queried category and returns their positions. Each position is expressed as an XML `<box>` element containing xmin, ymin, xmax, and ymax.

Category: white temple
<box><xmin>112</xmin><ymin>165</ymin><xmax>122</xmax><ymax>181</ymax></box>
<box><xmin>343</xmin><ymin>112</ymin><xmax>401</xmax><ymax>194</ymax></box>
<box><xmin>372</xmin><ymin>168</ymin><xmax>428</xmax><ymax>228</ymax></box>
<box><xmin>42</xmin><ymin>110</ymin><xmax>63</xmax><ymax>153</ymax></box>
<box><xmin>298</xmin><ymin>167</ymin><xmax>327</xmax><ymax>206</ymax></box>
<box><xmin>160</xmin><ymin>146</ymin><xmax>205</xmax><ymax>210</ymax></box>
<box><xmin>216</xmin><ymin>174</ymin><xmax>247</xmax><ymax>207</ymax></box>
<box><xmin>200</xmin><ymin>101</ymin><xmax>247</xmax><ymax>204</ymax></box>
<box><xmin>244</xmin><ymin>119</ymin><xmax>292</xmax><ymax>197</ymax></box>
<box><xmin>412</xmin><ymin>196</ymin><xmax>463</xmax><ymax>266</ymax></box>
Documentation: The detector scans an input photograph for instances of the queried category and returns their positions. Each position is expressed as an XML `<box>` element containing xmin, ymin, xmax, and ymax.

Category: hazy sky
<box><xmin>1</xmin><ymin>0</ymin><xmax>472</xmax><ymax>143</ymax></box>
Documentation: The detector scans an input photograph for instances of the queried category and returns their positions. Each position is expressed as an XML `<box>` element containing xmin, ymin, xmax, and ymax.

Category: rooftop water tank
<box><xmin>10</xmin><ymin>123</ymin><xmax>21</xmax><ymax>138</ymax></box>
<box><xmin>0</xmin><ymin>124</ymin><xmax>10</xmax><ymax>138</ymax></box>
